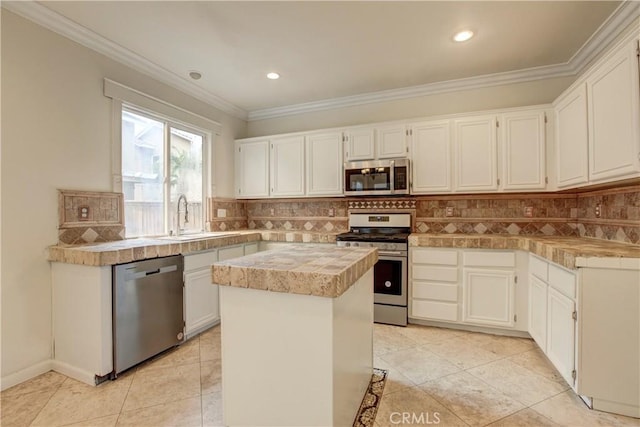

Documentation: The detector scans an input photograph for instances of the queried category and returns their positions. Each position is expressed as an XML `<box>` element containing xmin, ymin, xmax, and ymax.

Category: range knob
<box><xmin>344</xmin><ymin>242</ymin><xmax>351</xmax><ymax>247</ymax></box>
<box><xmin>353</xmin><ymin>242</ymin><xmax>360</xmax><ymax>247</ymax></box>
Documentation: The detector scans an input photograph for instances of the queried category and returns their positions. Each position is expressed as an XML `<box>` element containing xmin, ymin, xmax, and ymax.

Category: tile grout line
<box><xmin>25</xmin><ymin>377</ymin><xmax>67</xmax><ymax>427</ymax></box>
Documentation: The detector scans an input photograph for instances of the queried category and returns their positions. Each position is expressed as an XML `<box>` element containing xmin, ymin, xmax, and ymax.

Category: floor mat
<box><xmin>353</xmin><ymin>368</ymin><xmax>388</xmax><ymax>427</ymax></box>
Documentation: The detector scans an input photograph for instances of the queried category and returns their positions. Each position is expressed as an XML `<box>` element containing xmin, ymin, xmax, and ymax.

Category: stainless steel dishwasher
<box><xmin>112</xmin><ymin>255</ymin><xmax>184</xmax><ymax>376</ymax></box>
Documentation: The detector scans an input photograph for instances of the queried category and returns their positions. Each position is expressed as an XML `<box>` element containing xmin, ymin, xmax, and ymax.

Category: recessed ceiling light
<box><xmin>188</xmin><ymin>71</ymin><xmax>202</xmax><ymax>80</ymax></box>
<box><xmin>266</xmin><ymin>72</ymin><xmax>280</xmax><ymax>80</ymax></box>
<box><xmin>453</xmin><ymin>30</ymin><xmax>474</xmax><ymax>42</ymax></box>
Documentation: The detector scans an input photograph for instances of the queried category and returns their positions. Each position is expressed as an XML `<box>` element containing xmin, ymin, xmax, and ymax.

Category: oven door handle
<box><xmin>379</xmin><ymin>251</ymin><xmax>406</xmax><ymax>256</ymax></box>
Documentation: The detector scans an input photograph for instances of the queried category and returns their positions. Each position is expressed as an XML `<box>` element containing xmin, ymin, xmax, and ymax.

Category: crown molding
<box><xmin>2</xmin><ymin>1</ymin><xmax>248</xmax><ymax>120</ymax></box>
<box><xmin>247</xmin><ymin>62</ymin><xmax>575</xmax><ymax>121</ymax></box>
<box><xmin>247</xmin><ymin>1</ymin><xmax>640</xmax><ymax>121</ymax></box>
<box><xmin>569</xmin><ymin>0</ymin><xmax>640</xmax><ymax>74</ymax></box>
<box><xmin>4</xmin><ymin>1</ymin><xmax>638</xmax><ymax>123</ymax></box>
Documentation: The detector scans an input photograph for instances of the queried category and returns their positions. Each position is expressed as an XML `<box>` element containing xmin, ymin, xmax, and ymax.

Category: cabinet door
<box><xmin>529</xmin><ymin>275</ymin><xmax>548</xmax><ymax>352</ymax></box>
<box><xmin>376</xmin><ymin>125</ymin><xmax>407</xmax><ymax>159</ymax></box>
<box><xmin>501</xmin><ymin>111</ymin><xmax>546</xmax><ymax>190</ymax></box>
<box><xmin>306</xmin><ymin>132</ymin><xmax>343</xmax><ymax>196</ymax></box>
<box><xmin>462</xmin><ymin>268</ymin><xmax>514</xmax><ymax>328</ymax></box>
<box><xmin>547</xmin><ymin>286</ymin><xmax>576</xmax><ymax>386</ymax></box>
<box><xmin>587</xmin><ymin>39</ymin><xmax>640</xmax><ymax>183</ymax></box>
<box><xmin>236</xmin><ymin>140</ymin><xmax>269</xmax><ymax>198</ymax></box>
<box><xmin>345</xmin><ymin>128</ymin><xmax>375</xmax><ymax>161</ymax></box>
<box><xmin>185</xmin><ymin>269</ymin><xmax>219</xmax><ymax>338</ymax></box>
<box><xmin>411</xmin><ymin>120</ymin><xmax>452</xmax><ymax>193</ymax></box>
<box><xmin>555</xmin><ymin>85</ymin><xmax>589</xmax><ymax>188</ymax></box>
<box><xmin>270</xmin><ymin>136</ymin><xmax>305</xmax><ymax>197</ymax></box>
<box><xmin>454</xmin><ymin>116</ymin><xmax>498</xmax><ymax>192</ymax></box>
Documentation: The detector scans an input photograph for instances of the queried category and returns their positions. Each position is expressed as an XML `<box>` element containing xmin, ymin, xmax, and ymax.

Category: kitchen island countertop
<box><xmin>212</xmin><ymin>245</ymin><xmax>378</xmax><ymax>298</ymax></box>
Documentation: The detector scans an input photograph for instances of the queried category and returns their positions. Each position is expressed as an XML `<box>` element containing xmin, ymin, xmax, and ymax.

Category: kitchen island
<box><xmin>211</xmin><ymin>245</ymin><xmax>378</xmax><ymax>427</ymax></box>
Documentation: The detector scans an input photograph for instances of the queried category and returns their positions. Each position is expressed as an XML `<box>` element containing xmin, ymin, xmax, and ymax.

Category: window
<box><xmin>122</xmin><ymin>107</ymin><xmax>206</xmax><ymax>237</ymax></box>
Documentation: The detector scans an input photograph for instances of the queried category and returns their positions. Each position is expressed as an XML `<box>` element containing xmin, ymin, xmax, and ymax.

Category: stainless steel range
<box><xmin>336</xmin><ymin>213</ymin><xmax>410</xmax><ymax>326</ymax></box>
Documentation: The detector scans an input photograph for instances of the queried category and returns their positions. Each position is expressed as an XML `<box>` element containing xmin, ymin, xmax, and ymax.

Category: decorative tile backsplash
<box><xmin>58</xmin><ymin>190</ymin><xmax>125</xmax><ymax>244</ymax></box>
<box><xmin>247</xmin><ymin>198</ymin><xmax>349</xmax><ymax>233</ymax></box>
<box><xmin>239</xmin><ymin>185</ymin><xmax>640</xmax><ymax>244</ymax></box>
<box><xmin>58</xmin><ymin>185</ymin><xmax>639</xmax><ymax>245</ymax></box>
<box><xmin>575</xmin><ymin>185</ymin><xmax>640</xmax><ymax>244</ymax></box>
<box><xmin>206</xmin><ymin>198</ymin><xmax>248</xmax><ymax>231</ymax></box>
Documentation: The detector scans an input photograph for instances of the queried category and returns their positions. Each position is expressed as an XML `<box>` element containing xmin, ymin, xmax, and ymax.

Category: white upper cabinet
<box><xmin>454</xmin><ymin>115</ymin><xmax>498</xmax><ymax>192</ymax></box>
<box><xmin>586</xmin><ymin>39</ymin><xmax>640</xmax><ymax>183</ymax></box>
<box><xmin>376</xmin><ymin>125</ymin><xmax>408</xmax><ymax>159</ymax></box>
<box><xmin>236</xmin><ymin>139</ymin><xmax>270</xmax><ymax>199</ymax></box>
<box><xmin>410</xmin><ymin>120</ymin><xmax>452</xmax><ymax>193</ymax></box>
<box><xmin>306</xmin><ymin>132</ymin><xmax>343</xmax><ymax>196</ymax></box>
<box><xmin>554</xmin><ymin>85</ymin><xmax>589</xmax><ymax>188</ymax></box>
<box><xmin>270</xmin><ymin>135</ymin><xmax>305</xmax><ymax>197</ymax></box>
<box><xmin>500</xmin><ymin>111</ymin><xmax>547</xmax><ymax>190</ymax></box>
<box><xmin>344</xmin><ymin>128</ymin><xmax>376</xmax><ymax>161</ymax></box>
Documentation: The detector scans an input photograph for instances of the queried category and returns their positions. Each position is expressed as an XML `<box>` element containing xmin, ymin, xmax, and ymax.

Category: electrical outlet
<box><xmin>78</xmin><ymin>206</ymin><xmax>90</xmax><ymax>221</ymax></box>
<box><xmin>270</xmin><ymin>208</ymin><xmax>275</xmax><ymax>216</ymax></box>
<box><xmin>445</xmin><ymin>207</ymin><xmax>454</xmax><ymax>217</ymax></box>
<box><xmin>217</xmin><ymin>208</ymin><xmax>227</xmax><ymax>218</ymax></box>
<box><xmin>595</xmin><ymin>204</ymin><xmax>601</xmax><ymax>218</ymax></box>
<box><xmin>524</xmin><ymin>206</ymin><xmax>533</xmax><ymax>218</ymax></box>
<box><xmin>328</xmin><ymin>208</ymin><xmax>335</xmax><ymax>217</ymax></box>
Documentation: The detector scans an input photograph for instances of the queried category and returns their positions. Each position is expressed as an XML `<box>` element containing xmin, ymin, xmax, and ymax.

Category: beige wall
<box><xmin>0</xmin><ymin>11</ymin><xmax>245</xmax><ymax>383</ymax></box>
<box><xmin>246</xmin><ymin>76</ymin><xmax>576</xmax><ymax>137</ymax></box>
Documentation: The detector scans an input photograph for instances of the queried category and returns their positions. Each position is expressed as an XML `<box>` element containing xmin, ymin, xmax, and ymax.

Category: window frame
<box><xmin>105</xmin><ymin>79</ymin><xmax>218</xmax><ymax>238</ymax></box>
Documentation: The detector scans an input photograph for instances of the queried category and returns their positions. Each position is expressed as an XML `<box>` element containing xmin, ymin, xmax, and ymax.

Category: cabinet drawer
<box><xmin>548</xmin><ymin>264</ymin><xmax>576</xmax><ymax>299</ymax></box>
<box><xmin>244</xmin><ymin>242</ymin><xmax>259</xmax><ymax>255</ymax></box>
<box><xmin>411</xmin><ymin>300</ymin><xmax>458</xmax><ymax>321</ymax></box>
<box><xmin>184</xmin><ymin>250</ymin><xmax>217</xmax><ymax>271</ymax></box>
<box><xmin>413</xmin><ymin>265</ymin><xmax>458</xmax><ymax>282</ymax></box>
<box><xmin>463</xmin><ymin>251</ymin><xmax>515</xmax><ymax>268</ymax></box>
<box><xmin>219</xmin><ymin>245</ymin><xmax>245</xmax><ymax>261</ymax></box>
<box><xmin>529</xmin><ymin>255</ymin><xmax>548</xmax><ymax>281</ymax></box>
<box><xmin>412</xmin><ymin>248</ymin><xmax>458</xmax><ymax>265</ymax></box>
<box><xmin>412</xmin><ymin>282</ymin><xmax>458</xmax><ymax>302</ymax></box>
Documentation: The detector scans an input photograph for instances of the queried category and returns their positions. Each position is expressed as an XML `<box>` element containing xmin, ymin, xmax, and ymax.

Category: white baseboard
<box><xmin>1</xmin><ymin>360</ymin><xmax>54</xmax><ymax>391</ymax></box>
<box><xmin>50</xmin><ymin>360</ymin><xmax>97</xmax><ymax>386</ymax></box>
<box><xmin>185</xmin><ymin>318</ymin><xmax>220</xmax><ymax>340</ymax></box>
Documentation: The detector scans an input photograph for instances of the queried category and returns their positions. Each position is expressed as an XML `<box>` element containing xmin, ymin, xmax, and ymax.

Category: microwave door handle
<box><xmin>389</xmin><ymin>159</ymin><xmax>395</xmax><ymax>193</ymax></box>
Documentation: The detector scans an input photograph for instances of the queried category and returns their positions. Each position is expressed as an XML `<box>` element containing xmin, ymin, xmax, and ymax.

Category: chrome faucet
<box><xmin>176</xmin><ymin>194</ymin><xmax>189</xmax><ymax>236</ymax></box>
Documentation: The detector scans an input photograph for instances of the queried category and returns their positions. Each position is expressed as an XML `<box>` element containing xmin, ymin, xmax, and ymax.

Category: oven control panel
<box><xmin>337</xmin><ymin>241</ymin><xmax>407</xmax><ymax>252</ymax></box>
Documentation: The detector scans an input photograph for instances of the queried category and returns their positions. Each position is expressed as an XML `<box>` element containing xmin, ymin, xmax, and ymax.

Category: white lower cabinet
<box><xmin>462</xmin><ymin>268</ymin><xmax>515</xmax><ymax>328</ymax></box>
<box><xmin>410</xmin><ymin>248</ymin><xmax>459</xmax><ymax>322</ymax></box>
<box><xmin>528</xmin><ymin>275</ymin><xmax>548</xmax><ymax>351</ymax></box>
<box><xmin>527</xmin><ymin>254</ymin><xmax>577</xmax><ymax>387</ymax></box>
<box><xmin>546</xmin><ymin>286</ymin><xmax>576</xmax><ymax>385</ymax></box>
<box><xmin>462</xmin><ymin>251</ymin><xmax>516</xmax><ymax>328</ymax></box>
<box><xmin>184</xmin><ymin>242</ymin><xmax>260</xmax><ymax>339</ymax></box>
<box><xmin>184</xmin><ymin>250</ymin><xmax>219</xmax><ymax>339</ymax></box>
<box><xmin>410</xmin><ymin>248</ymin><xmax>523</xmax><ymax>331</ymax></box>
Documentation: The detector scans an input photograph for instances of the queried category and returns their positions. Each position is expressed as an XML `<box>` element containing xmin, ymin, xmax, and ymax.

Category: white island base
<box><xmin>219</xmin><ymin>268</ymin><xmax>374</xmax><ymax>427</ymax></box>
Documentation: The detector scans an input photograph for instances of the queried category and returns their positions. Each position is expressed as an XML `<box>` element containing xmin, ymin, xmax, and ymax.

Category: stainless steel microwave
<box><xmin>344</xmin><ymin>159</ymin><xmax>410</xmax><ymax>196</ymax></box>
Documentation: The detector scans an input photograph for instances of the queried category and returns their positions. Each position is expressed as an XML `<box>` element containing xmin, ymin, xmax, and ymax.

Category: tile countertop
<box><xmin>47</xmin><ymin>229</ymin><xmax>639</xmax><ymax>270</ymax></box>
<box><xmin>211</xmin><ymin>245</ymin><xmax>378</xmax><ymax>298</ymax></box>
<box><xmin>409</xmin><ymin>234</ymin><xmax>640</xmax><ymax>270</ymax></box>
<box><xmin>46</xmin><ymin>230</ymin><xmax>339</xmax><ymax>266</ymax></box>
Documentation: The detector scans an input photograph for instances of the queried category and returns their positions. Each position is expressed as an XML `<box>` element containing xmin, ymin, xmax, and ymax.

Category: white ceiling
<box><xmin>6</xmin><ymin>1</ymin><xmax>637</xmax><ymax>120</ymax></box>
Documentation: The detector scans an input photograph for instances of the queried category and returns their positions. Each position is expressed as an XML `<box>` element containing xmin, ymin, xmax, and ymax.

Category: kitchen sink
<box><xmin>157</xmin><ymin>232</ymin><xmax>241</xmax><ymax>241</ymax></box>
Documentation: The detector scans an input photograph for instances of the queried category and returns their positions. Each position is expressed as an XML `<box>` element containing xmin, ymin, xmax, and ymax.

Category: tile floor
<box><xmin>1</xmin><ymin>324</ymin><xmax>638</xmax><ymax>427</ymax></box>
